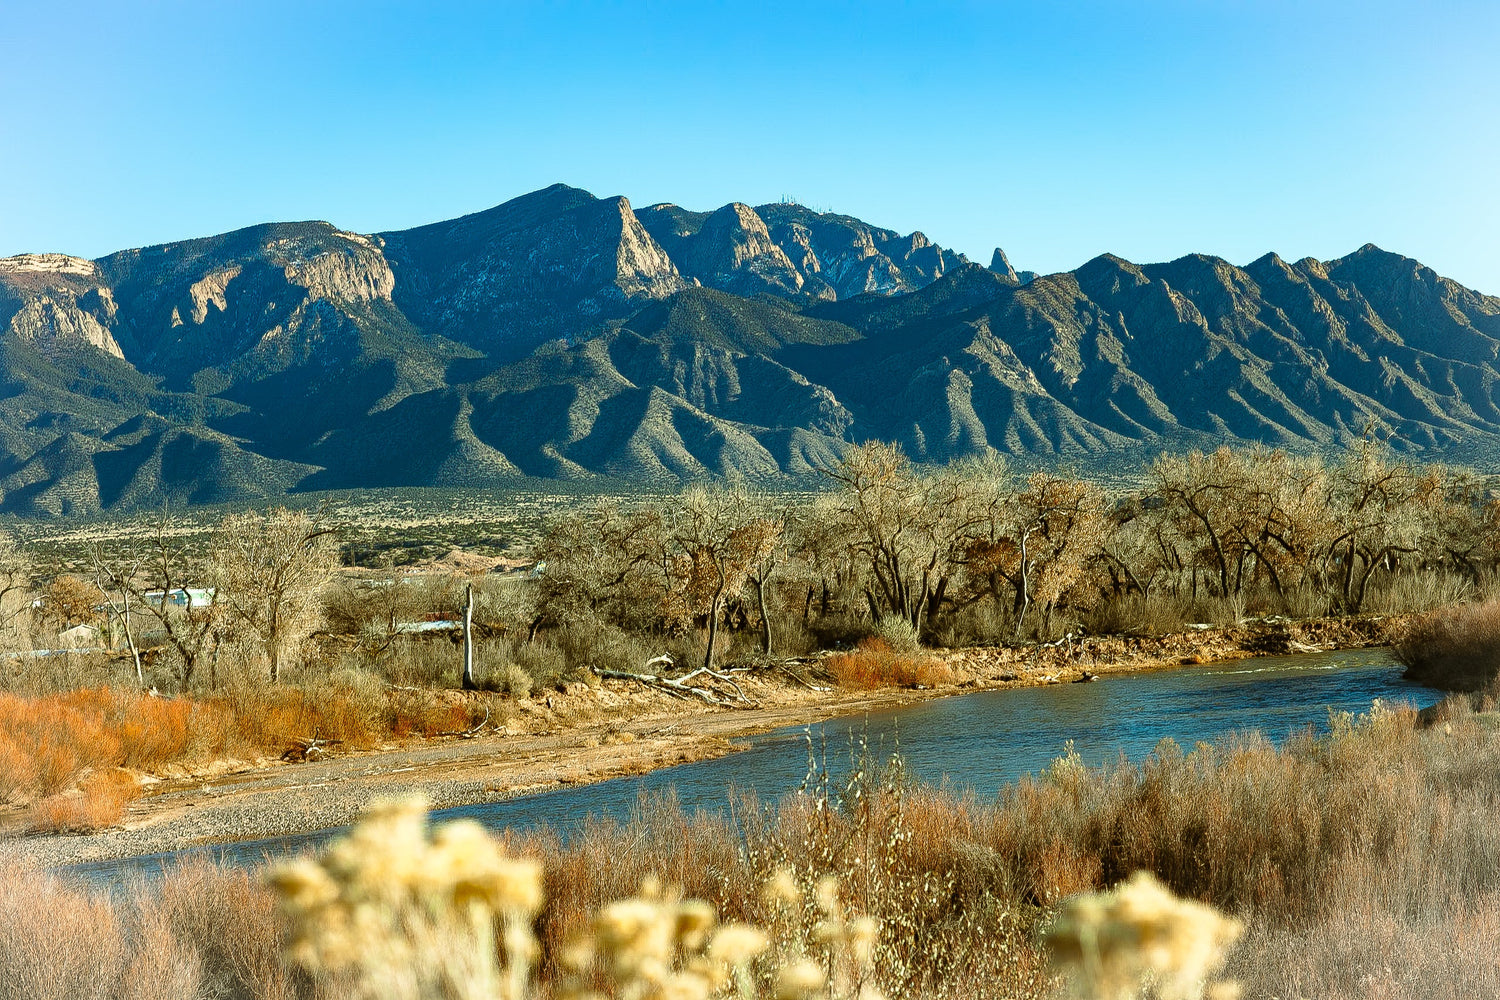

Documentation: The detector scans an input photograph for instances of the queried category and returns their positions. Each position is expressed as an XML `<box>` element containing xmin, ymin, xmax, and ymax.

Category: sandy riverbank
<box><xmin>0</xmin><ymin>614</ymin><xmax>1409</xmax><ymax>870</ymax></box>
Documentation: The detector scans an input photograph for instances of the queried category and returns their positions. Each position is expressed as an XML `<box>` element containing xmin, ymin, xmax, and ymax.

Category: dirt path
<box><xmin>0</xmin><ymin>614</ymin><xmax>1408</xmax><ymax>870</ymax></box>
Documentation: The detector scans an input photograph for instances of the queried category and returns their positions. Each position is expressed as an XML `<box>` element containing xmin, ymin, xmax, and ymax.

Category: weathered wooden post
<box><xmin>461</xmin><ymin>581</ymin><xmax>476</xmax><ymax>690</ymax></box>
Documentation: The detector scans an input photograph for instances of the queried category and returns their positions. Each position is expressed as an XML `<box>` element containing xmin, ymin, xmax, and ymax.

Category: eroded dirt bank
<box><xmin>0</xmin><ymin>614</ymin><xmax>1410</xmax><ymax>870</ymax></box>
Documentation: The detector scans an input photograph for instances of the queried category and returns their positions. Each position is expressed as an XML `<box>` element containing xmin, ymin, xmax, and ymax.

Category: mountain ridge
<box><xmin>1</xmin><ymin>184</ymin><xmax>1497</xmax><ymax>515</ymax></box>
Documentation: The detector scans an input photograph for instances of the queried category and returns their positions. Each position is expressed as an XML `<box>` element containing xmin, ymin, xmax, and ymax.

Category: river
<box><xmin>62</xmin><ymin>646</ymin><xmax>1440</xmax><ymax>886</ymax></box>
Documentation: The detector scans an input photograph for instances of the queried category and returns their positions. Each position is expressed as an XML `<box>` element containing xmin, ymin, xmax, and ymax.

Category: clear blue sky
<box><xmin>3</xmin><ymin>1</ymin><xmax>1497</xmax><ymax>292</ymax></box>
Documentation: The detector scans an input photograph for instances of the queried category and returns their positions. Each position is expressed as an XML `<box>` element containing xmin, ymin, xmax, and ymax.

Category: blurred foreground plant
<box><xmin>270</xmin><ymin>799</ymin><xmax>884</xmax><ymax>1000</ymax></box>
<box><xmin>269</xmin><ymin>797</ymin><xmax>543</xmax><ymax>1000</ymax></box>
<box><xmin>1043</xmin><ymin>871</ymin><xmax>1242</xmax><ymax>1000</ymax></box>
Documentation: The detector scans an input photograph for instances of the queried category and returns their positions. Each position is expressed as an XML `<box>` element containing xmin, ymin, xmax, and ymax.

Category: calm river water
<box><xmin>64</xmin><ymin>646</ymin><xmax>1440</xmax><ymax>885</ymax></box>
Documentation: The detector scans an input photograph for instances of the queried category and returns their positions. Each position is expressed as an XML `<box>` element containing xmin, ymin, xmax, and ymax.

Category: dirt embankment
<box><xmin>0</xmin><ymin>614</ymin><xmax>1412</xmax><ymax>871</ymax></box>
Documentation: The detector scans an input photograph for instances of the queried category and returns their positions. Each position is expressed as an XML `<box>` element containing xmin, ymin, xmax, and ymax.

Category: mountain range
<box><xmin>2</xmin><ymin>182</ymin><xmax>1498</xmax><ymax>514</ymax></box>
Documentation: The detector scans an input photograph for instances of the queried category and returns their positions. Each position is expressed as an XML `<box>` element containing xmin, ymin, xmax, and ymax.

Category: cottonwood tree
<box><xmin>789</xmin><ymin>493</ymin><xmax>864</xmax><ymax>627</ymax></box>
<box><xmin>213</xmin><ymin>508</ymin><xmax>339</xmax><ymax>684</ymax></box>
<box><xmin>665</xmin><ymin>486</ymin><xmax>781</xmax><ymax>670</ymax></box>
<box><xmin>958</xmin><ymin>471</ymin><xmax>1107</xmax><ymax>637</ymax></box>
<box><xmin>88</xmin><ymin>516</ymin><xmax>223</xmax><ymax>692</ymax></box>
<box><xmin>1233</xmin><ymin>450</ymin><xmax>1334</xmax><ymax>601</ymax></box>
<box><xmin>35</xmin><ymin>575</ymin><xmax>106</xmax><ymax>633</ymax></box>
<box><xmin>825</xmin><ymin>442</ymin><xmax>993</xmax><ymax>636</ymax></box>
<box><xmin>535</xmin><ymin>502</ymin><xmax>673</xmax><ymax>634</ymax></box>
<box><xmin>90</xmin><ymin>545</ymin><xmax>145</xmax><ymax>686</ymax></box>
<box><xmin>1152</xmin><ymin>448</ymin><xmax>1252</xmax><ymax>600</ymax></box>
<box><xmin>1093</xmin><ymin>496</ymin><xmax>1172</xmax><ymax>601</ymax></box>
<box><xmin>743</xmin><ymin>501</ymin><xmax>791</xmax><ymax>656</ymax></box>
<box><xmin>1322</xmin><ymin>446</ymin><xmax>1447</xmax><ymax>612</ymax></box>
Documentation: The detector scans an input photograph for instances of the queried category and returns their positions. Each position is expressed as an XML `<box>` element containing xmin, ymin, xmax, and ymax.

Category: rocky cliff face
<box><xmin>638</xmin><ymin>202</ymin><xmax>804</xmax><ymax>298</ymax></box>
<box><xmin>755</xmin><ymin>202</ymin><xmax>968</xmax><ymax>298</ymax></box>
<box><xmin>379</xmin><ymin>184</ymin><xmax>687</xmax><ymax>360</ymax></box>
<box><xmin>0</xmin><ymin>255</ymin><xmax>125</xmax><ymax>360</ymax></box>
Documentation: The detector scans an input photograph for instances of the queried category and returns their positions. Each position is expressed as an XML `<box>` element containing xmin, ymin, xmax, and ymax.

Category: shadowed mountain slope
<box><xmin>1</xmin><ymin>184</ymin><xmax>1498</xmax><ymax>513</ymax></box>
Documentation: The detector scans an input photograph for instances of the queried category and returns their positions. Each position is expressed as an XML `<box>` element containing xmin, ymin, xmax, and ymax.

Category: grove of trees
<box><xmin>4</xmin><ymin>440</ymin><xmax>1499</xmax><ymax>695</ymax></box>
<box><xmin>535</xmin><ymin>441</ymin><xmax>1500</xmax><ymax>664</ymax></box>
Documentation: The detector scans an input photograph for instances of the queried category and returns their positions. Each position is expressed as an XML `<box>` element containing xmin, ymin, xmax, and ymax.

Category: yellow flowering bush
<box><xmin>269</xmin><ymin>799</ymin><xmax>883</xmax><ymax>1000</ymax></box>
<box><xmin>1043</xmin><ymin>871</ymin><xmax>1243</xmax><ymax>1000</ymax></box>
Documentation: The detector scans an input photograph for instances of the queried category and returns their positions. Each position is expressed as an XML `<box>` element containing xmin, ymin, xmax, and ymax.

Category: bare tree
<box><xmin>0</xmin><ymin>533</ymin><xmax>32</xmax><ymax>655</ymax></box>
<box><xmin>90</xmin><ymin>544</ymin><xmax>145</xmax><ymax>686</ymax></box>
<box><xmin>129</xmin><ymin>512</ymin><xmax>223</xmax><ymax>692</ymax></box>
<box><xmin>535</xmin><ymin>502</ymin><xmax>673</xmax><ymax>634</ymax></box>
<box><xmin>957</xmin><ymin>471</ymin><xmax>1106</xmax><ymax>637</ymax></box>
<box><xmin>668</xmin><ymin>486</ymin><xmax>780</xmax><ymax>671</ymax></box>
<box><xmin>744</xmin><ymin>502</ymin><xmax>790</xmax><ymax>656</ymax></box>
<box><xmin>1322</xmin><ymin>445</ymin><xmax>1447</xmax><ymax>612</ymax></box>
<box><xmin>825</xmin><ymin>442</ymin><xmax>993</xmax><ymax>635</ymax></box>
<box><xmin>213</xmin><ymin>508</ymin><xmax>339</xmax><ymax>684</ymax></box>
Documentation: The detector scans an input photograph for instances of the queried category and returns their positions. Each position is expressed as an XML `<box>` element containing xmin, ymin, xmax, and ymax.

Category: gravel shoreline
<box><xmin>0</xmin><ymin>615</ymin><xmax>1409</xmax><ymax>875</ymax></box>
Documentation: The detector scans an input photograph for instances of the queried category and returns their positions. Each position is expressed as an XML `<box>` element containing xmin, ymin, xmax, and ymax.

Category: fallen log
<box><xmin>281</xmin><ymin>736</ymin><xmax>343</xmax><ymax>762</ymax></box>
<box><xmin>439</xmin><ymin>704</ymin><xmax>492</xmax><ymax>738</ymax></box>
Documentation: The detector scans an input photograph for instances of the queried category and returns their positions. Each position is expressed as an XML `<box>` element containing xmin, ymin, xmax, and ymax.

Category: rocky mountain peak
<box><xmin>989</xmin><ymin>247</ymin><xmax>1019</xmax><ymax>283</ymax></box>
<box><xmin>9</xmin><ymin>183</ymin><xmax>1498</xmax><ymax>515</ymax></box>
<box><xmin>670</xmin><ymin>202</ymin><xmax>803</xmax><ymax>298</ymax></box>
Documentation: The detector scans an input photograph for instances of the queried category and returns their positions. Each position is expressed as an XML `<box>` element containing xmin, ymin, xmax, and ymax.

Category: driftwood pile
<box><xmin>593</xmin><ymin>654</ymin><xmax>755</xmax><ymax>707</ymax></box>
<box><xmin>592</xmin><ymin>653</ymin><xmax>834</xmax><ymax>706</ymax></box>
<box><xmin>280</xmin><ymin>736</ymin><xmax>342</xmax><ymax>762</ymax></box>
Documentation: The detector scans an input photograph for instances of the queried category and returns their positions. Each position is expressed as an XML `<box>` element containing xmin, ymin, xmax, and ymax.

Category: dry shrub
<box><xmin>0</xmin><ymin>862</ymin><xmax>304</xmax><ymax>1000</ymax></box>
<box><xmin>28</xmin><ymin>767</ymin><xmax>141</xmax><ymax>832</ymax></box>
<box><xmin>1395</xmin><ymin>596</ymin><xmax>1500</xmax><ymax>690</ymax></box>
<box><xmin>151</xmin><ymin>861</ymin><xmax>299</xmax><ymax>1000</ymax></box>
<box><xmin>385</xmin><ymin>690</ymin><xmax>475</xmax><ymax>738</ymax></box>
<box><xmin>217</xmin><ymin>679</ymin><xmax>382</xmax><ymax>754</ymax></box>
<box><xmin>826</xmin><ymin>637</ymin><xmax>955</xmax><ymax>689</ymax></box>
<box><xmin>0</xmin><ymin>867</ymin><xmax>126</xmax><ymax>1000</ymax></box>
<box><xmin>0</xmin><ymin>690</ymin><xmax>119</xmax><ymax>795</ymax></box>
<box><xmin>1229</xmin><ymin>892</ymin><xmax>1500</xmax><ymax>999</ymax></box>
<box><xmin>0</xmin><ymin>688</ymin><xmax>232</xmax><ymax>802</ymax></box>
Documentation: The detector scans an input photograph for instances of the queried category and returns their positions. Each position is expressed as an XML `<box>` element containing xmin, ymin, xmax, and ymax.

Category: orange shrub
<box><xmin>0</xmin><ymin>692</ymin><xmax>120</xmax><ymax>796</ymax></box>
<box><xmin>826</xmin><ymin>637</ymin><xmax>956</xmax><ymax>690</ymax></box>
<box><xmin>386</xmin><ymin>691</ymin><xmax>475</xmax><ymax>739</ymax></box>
<box><xmin>214</xmin><ymin>685</ymin><xmax>380</xmax><ymax>755</ymax></box>
<box><xmin>28</xmin><ymin>769</ymin><xmax>141</xmax><ymax>832</ymax></box>
<box><xmin>0</xmin><ymin>689</ymin><xmax>233</xmax><ymax>802</ymax></box>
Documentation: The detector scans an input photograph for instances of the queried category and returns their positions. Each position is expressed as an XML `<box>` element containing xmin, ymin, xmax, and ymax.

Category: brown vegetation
<box><xmin>0</xmin><ymin>862</ymin><xmax>297</xmax><ymax>1000</ymax></box>
<box><xmin>6</xmin><ymin>703</ymin><xmax>1500</xmax><ymax>997</ymax></box>
<box><xmin>0</xmin><ymin>683</ymin><xmax>488</xmax><ymax>831</ymax></box>
<box><xmin>1394</xmin><ymin>596</ymin><xmax>1500</xmax><ymax>691</ymax></box>
<box><xmin>824</xmin><ymin>637</ymin><xmax>955</xmax><ymax>690</ymax></box>
<box><xmin>0</xmin><ymin>439</ymin><xmax>1494</xmax><ymax>848</ymax></box>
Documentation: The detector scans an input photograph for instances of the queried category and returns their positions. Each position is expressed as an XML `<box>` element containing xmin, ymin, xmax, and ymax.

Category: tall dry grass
<box><xmin>0</xmin><ymin>862</ymin><xmax>312</xmax><ymax>1000</ymax></box>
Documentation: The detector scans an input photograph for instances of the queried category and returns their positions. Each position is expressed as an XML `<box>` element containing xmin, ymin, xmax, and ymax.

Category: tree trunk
<box><xmin>461</xmin><ymin>582</ymin><xmax>477</xmax><ymax>690</ymax></box>
<box><xmin>1012</xmin><ymin>535</ymin><xmax>1031</xmax><ymax>639</ymax></box>
<box><xmin>704</xmin><ymin>590</ymin><xmax>723</xmax><ymax>672</ymax></box>
<box><xmin>755</xmin><ymin>577</ymin><xmax>772</xmax><ymax>656</ymax></box>
<box><xmin>121</xmin><ymin>591</ymin><xmax>143</xmax><ymax>687</ymax></box>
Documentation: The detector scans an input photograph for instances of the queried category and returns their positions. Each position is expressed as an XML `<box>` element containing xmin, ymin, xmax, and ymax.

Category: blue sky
<box><xmin>3</xmin><ymin>1</ymin><xmax>1497</xmax><ymax>291</ymax></box>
